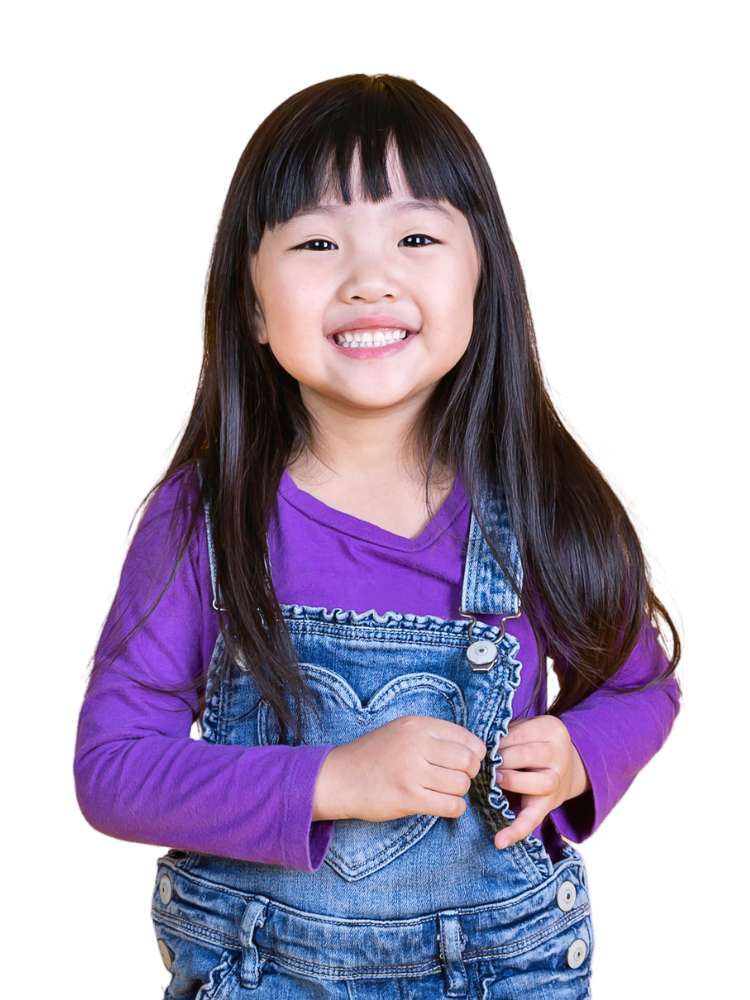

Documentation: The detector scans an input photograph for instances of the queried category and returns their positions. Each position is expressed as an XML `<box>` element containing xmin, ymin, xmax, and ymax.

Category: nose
<box><xmin>338</xmin><ymin>246</ymin><xmax>402</xmax><ymax>304</ymax></box>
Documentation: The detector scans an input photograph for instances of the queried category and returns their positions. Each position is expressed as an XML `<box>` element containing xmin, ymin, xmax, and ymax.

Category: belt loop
<box><xmin>239</xmin><ymin>898</ymin><xmax>268</xmax><ymax>989</ymax></box>
<box><xmin>437</xmin><ymin>912</ymin><xmax>468</xmax><ymax>997</ymax></box>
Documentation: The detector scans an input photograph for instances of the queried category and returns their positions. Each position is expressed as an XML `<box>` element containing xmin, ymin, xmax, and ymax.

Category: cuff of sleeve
<box><xmin>550</xmin><ymin>712</ymin><xmax>609</xmax><ymax>844</ymax></box>
<box><xmin>550</xmin><ymin>788</ymin><xmax>596</xmax><ymax>843</ymax></box>
<box><xmin>284</xmin><ymin>745</ymin><xmax>336</xmax><ymax>872</ymax></box>
<box><xmin>308</xmin><ymin>818</ymin><xmax>336</xmax><ymax>870</ymax></box>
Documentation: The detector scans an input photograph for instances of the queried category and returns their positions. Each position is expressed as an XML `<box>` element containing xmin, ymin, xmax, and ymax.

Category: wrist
<box><xmin>312</xmin><ymin>746</ymin><xmax>345</xmax><ymax>822</ymax></box>
<box><xmin>568</xmin><ymin>744</ymin><xmax>591</xmax><ymax>800</ymax></box>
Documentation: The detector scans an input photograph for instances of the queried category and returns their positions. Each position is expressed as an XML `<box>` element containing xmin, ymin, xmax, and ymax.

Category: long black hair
<box><xmin>91</xmin><ymin>73</ymin><xmax>679</xmax><ymax>732</ymax></box>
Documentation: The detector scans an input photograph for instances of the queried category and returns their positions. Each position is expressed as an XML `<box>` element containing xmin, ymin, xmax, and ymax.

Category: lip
<box><xmin>327</xmin><ymin>314</ymin><xmax>420</xmax><ymax>337</ymax></box>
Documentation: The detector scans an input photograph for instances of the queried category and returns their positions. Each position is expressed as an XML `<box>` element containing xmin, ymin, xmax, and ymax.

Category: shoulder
<box><xmin>143</xmin><ymin>463</ymin><xmax>202</xmax><ymax>519</ymax></box>
<box><xmin>127</xmin><ymin>463</ymin><xmax>205</xmax><ymax>570</ymax></box>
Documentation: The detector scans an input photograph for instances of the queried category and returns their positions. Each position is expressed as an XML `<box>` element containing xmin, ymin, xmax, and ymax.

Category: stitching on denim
<box><xmin>328</xmin><ymin>814</ymin><xmax>441</xmax><ymax>878</ymax></box>
<box><xmin>462</xmin><ymin>904</ymin><xmax>591</xmax><ymax>961</ymax></box>
<box><xmin>153</xmin><ymin>910</ymin><xmax>228</xmax><ymax>942</ymax></box>
<box><xmin>262</xmin><ymin>953</ymin><xmax>441</xmax><ymax>977</ymax></box>
<box><xmin>154</xmin><ymin>855</ymin><xmax>584</xmax><ymax>928</ymax></box>
<box><xmin>285</xmin><ymin>621</ymin><xmax>514</xmax><ymax>652</ymax></box>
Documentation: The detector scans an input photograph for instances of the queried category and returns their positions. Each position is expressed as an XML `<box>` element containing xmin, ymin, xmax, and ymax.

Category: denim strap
<box><xmin>461</xmin><ymin>492</ymin><xmax>522</xmax><ymax>616</ymax></box>
<box><xmin>438</xmin><ymin>911</ymin><xmax>468</xmax><ymax>997</ymax></box>
<box><xmin>239</xmin><ymin>898</ymin><xmax>268</xmax><ymax>989</ymax></box>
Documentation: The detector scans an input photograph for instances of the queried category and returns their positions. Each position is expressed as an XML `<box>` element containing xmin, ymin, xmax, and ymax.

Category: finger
<box><xmin>497</xmin><ymin>743</ymin><xmax>562</xmax><ymax>774</ymax></box>
<box><xmin>423</xmin><ymin>763</ymin><xmax>472</xmax><ymax>797</ymax></box>
<box><xmin>425</xmin><ymin>739</ymin><xmax>484</xmax><ymax>778</ymax></box>
<box><xmin>498</xmin><ymin>733</ymin><xmax>557</xmax><ymax>765</ymax></box>
<box><xmin>431</xmin><ymin>723</ymin><xmax>487</xmax><ymax>762</ymax></box>
<box><xmin>494</xmin><ymin>798</ymin><xmax>552</xmax><ymax>850</ymax></box>
<box><xmin>500</xmin><ymin>716</ymin><xmax>567</xmax><ymax>746</ymax></box>
<box><xmin>497</xmin><ymin>722</ymin><xmax>550</xmax><ymax>751</ymax></box>
<box><xmin>496</xmin><ymin>767</ymin><xmax>560</xmax><ymax>797</ymax></box>
<box><xmin>412</xmin><ymin>788</ymin><xmax>469</xmax><ymax>820</ymax></box>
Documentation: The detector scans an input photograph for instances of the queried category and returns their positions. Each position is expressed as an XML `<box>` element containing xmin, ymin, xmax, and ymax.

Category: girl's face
<box><xmin>250</xmin><ymin>163</ymin><xmax>481</xmax><ymax>417</ymax></box>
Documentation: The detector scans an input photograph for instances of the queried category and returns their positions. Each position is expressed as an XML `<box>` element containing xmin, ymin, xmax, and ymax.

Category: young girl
<box><xmin>75</xmin><ymin>74</ymin><xmax>680</xmax><ymax>999</ymax></box>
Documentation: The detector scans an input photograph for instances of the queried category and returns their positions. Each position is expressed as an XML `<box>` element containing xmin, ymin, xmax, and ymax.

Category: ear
<box><xmin>248</xmin><ymin>254</ymin><xmax>269</xmax><ymax>344</ymax></box>
<box><xmin>254</xmin><ymin>304</ymin><xmax>269</xmax><ymax>345</ymax></box>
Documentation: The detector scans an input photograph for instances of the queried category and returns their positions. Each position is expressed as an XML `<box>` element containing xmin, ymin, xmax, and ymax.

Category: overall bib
<box><xmin>152</xmin><ymin>495</ymin><xmax>594</xmax><ymax>999</ymax></box>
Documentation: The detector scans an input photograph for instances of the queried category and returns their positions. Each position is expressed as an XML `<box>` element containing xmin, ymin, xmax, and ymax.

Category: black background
<box><xmin>68</xmin><ymin>62</ymin><xmax>696</xmax><ymax>996</ymax></box>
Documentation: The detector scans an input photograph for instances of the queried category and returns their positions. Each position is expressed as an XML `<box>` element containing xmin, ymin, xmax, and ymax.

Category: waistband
<box><xmin>152</xmin><ymin>851</ymin><xmax>590</xmax><ymax>989</ymax></box>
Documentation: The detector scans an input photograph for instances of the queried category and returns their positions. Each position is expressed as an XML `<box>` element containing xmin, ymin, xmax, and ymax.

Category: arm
<box><xmin>551</xmin><ymin>621</ymin><xmax>680</xmax><ymax>842</ymax></box>
<box><xmin>494</xmin><ymin>621</ymin><xmax>680</xmax><ymax>849</ymax></box>
<box><xmin>74</xmin><ymin>468</ymin><xmax>335</xmax><ymax>871</ymax></box>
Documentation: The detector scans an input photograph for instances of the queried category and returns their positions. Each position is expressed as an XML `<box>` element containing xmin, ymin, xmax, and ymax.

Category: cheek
<box><xmin>435</xmin><ymin>245</ymin><xmax>477</xmax><ymax>305</ymax></box>
<box><xmin>454</xmin><ymin>258</ymin><xmax>479</xmax><ymax>342</ymax></box>
<box><xmin>262</xmin><ymin>274</ymin><xmax>326</xmax><ymax>347</ymax></box>
<box><xmin>454</xmin><ymin>277</ymin><xmax>476</xmax><ymax>330</ymax></box>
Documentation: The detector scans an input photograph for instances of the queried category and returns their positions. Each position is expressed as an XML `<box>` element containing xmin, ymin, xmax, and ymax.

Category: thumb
<box><xmin>494</xmin><ymin>796</ymin><xmax>551</xmax><ymax>850</ymax></box>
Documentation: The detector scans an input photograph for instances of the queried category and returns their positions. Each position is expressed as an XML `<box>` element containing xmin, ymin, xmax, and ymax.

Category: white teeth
<box><xmin>332</xmin><ymin>329</ymin><xmax>411</xmax><ymax>348</ymax></box>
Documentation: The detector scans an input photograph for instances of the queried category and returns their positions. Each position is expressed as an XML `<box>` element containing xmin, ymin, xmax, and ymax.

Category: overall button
<box><xmin>556</xmin><ymin>880</ymin><xmax>577</xmax><ymax>911</ymax></box>
<box><xmin>567</xmin><ymin>939</ymin><xmax>587</xmax><ymax>969</ymax></box>
<box><xmin>466</xmin><ymin>641</ymin><xmax>497</xmax><ymax>671</ymax></box>
<box><xmin>157</xmin><ymin>939</ymin><xmax>173</xmax><ymax>970</ymax></box>
<box><xmin>158</xmin><ymin>873</ymin><xmax>173</xmax><ymax>905</ymax></box>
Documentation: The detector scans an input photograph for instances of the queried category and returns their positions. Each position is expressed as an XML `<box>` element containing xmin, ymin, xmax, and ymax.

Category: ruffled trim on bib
<box><xmin>485</xmin><ymin>632</ymin><xmax>553</xmax><ymax>878</ymax></box>
<box><xmin>282</xmin><ymin>604</ymin><xmax>472</xmax><ymax>639</ymax></box>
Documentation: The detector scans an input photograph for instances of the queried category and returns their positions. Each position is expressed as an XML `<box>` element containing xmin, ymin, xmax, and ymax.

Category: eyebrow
<box><xmin>290</xmin><ymin>200</ymin><xmax>456</xmax><ymax>223</ymax></box>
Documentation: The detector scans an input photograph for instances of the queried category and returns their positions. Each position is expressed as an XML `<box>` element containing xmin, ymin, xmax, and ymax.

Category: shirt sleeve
<box><xmin>74</xmin><ymin>467</ymin><xmax>335</xmax><ymax>871</ymax></box>
<box><xmin>549</xmin><ymin>621</ymin><xmax>681</xmax><ymax>843</ymax></box>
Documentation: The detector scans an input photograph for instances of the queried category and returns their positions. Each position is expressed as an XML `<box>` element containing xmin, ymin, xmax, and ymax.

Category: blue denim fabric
<box><xmin>152</xmin><ymin>499</ymin><xmax>593</xmax><ymax>998</ymax></box>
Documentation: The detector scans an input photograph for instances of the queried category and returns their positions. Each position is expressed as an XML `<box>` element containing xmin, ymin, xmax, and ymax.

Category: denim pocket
<box><xmin>258</xmin><ymin>665</ymin><xmax>468</xmax><ymax>881</ymax></box>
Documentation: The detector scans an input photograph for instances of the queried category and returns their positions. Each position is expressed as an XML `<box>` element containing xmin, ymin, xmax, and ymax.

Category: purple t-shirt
<box><xmin>74</xmin><ymin>467</ymin><xmax>680</xmax><ymax>871</ymax></box>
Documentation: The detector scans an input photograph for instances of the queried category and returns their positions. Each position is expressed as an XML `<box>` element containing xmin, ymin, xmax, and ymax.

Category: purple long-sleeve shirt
<box><xmin>75</xmin><ymin>467</ymin><xmax>680</xmax><ymax>871</ymax></box>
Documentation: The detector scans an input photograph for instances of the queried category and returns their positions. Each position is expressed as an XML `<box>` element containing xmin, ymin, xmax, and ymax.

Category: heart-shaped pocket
<box><xmin>258</xmin><ymin>665</ymin><xmax>468</xmax><ymax>881</ymax></box>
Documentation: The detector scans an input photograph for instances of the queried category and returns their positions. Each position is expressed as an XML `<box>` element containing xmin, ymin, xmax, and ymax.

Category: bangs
<box><xmin>248</xmin><ymin>75</ymin><xmax>489</xmax><ymax>241</ymax></box>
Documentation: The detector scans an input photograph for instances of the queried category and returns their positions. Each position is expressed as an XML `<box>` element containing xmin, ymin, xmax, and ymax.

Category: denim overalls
<box><xmin>152</xmin><ymin>494</ymin><xmax>594</xmax><ymax>999</ymax></box>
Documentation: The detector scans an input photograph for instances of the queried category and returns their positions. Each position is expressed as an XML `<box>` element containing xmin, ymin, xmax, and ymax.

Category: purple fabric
<box><xmin>75</xmin><ymin>467</ymin><xmax>680</xmax><ymax>871</ymax></box>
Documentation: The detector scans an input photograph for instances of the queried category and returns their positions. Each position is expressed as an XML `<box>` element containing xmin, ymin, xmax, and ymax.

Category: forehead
<box><xmin>287</xmin><ymin>153</ymin><xmax>457</xmax><ymax>223</ymax></box>
<box><xmin>288</xmin><ymin>197</ymin><xmax>457</xmax><ymax>225</ymax></box>
<box><xmin>316</xmin><ymin>149</ymin><xmax>408</xmax><ymax>201</ymax></box>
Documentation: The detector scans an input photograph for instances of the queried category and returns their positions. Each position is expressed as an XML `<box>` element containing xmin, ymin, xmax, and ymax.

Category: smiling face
<box><xmin>249</xmin><ymin>161</ymin><xmax>481</xmax><ymax>419</ymax></box>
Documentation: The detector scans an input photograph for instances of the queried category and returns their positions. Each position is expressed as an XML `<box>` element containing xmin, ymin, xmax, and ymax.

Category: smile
<box><xmin>328</xmin><ymin>330</ymin><xmax>417</xmax><ymax>361</ymax></box>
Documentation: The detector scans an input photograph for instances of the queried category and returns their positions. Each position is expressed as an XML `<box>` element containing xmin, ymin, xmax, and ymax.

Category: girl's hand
<box><xmin>312</xmin><ymin>715</ymin><xmax>487</xmax><ymax>823</ymax></box>
<box><xmin>493</xmin><ymin>716</ymin><xmax>590</xmax><ymax>850</ymax></box>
